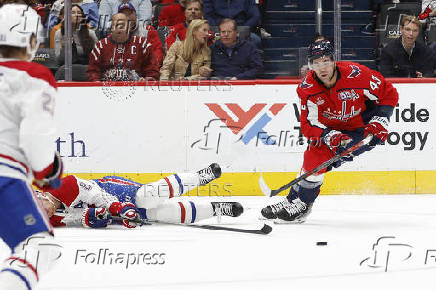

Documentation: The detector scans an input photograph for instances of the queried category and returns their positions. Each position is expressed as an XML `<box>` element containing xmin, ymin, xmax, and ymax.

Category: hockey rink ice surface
<box><xmin>2</xmin><ymin>194</ymin><xmax>436</xmax><ymax>290</ymax></box>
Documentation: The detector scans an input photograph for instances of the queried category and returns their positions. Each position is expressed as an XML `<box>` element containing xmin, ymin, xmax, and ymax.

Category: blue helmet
<box><xmin>307</xmin><ymin>39</ymin><xmax>334</xmax><ymax>63</ymax></box>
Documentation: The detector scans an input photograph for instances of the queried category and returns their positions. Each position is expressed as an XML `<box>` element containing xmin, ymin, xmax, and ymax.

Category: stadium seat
<box><xmin>32</xmin><ymin>48</ymin><xmax>58</xmax><ymax>74</ymax></box>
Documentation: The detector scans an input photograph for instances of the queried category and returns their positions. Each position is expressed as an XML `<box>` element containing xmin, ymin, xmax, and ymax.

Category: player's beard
<box><xmin>328</xmin><ymin>67</ymin><xmax>337</xmax><ymax>81</ymax></box>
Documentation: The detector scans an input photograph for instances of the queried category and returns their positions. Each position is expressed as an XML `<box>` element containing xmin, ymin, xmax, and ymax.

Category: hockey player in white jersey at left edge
<box><xmin>36</xmin><ymin>163</ymin><xmax>244</xmax><ymax>229</ymax></box>
<box><xmin>0</xmin><ymin>3</ymin><xmax>64</xmax><ymax>290</ymax></box>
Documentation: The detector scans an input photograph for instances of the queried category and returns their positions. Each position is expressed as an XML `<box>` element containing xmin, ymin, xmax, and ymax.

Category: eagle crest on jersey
<box><xmin>300</xmin><ymin>77</ymin><xmax>313</xmax><ymax>89</ymax></box>
<box><xmin>0</xmin><ymin>4</ymin><xmax>42</xmax><ymax>60</ymax></box>
<box><xmin>348</xmin><ymin>65</ymin><xmax>361</xmax><ymax>78</ymax></box>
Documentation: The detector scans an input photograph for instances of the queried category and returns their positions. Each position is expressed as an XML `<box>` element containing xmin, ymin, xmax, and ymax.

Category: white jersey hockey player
<box><xmin>38</xmin><ymin>164</ymin><xmax>243</xmax><ymax>228</ymax></box>
<box><xmin>0</xmin><ymin>4</ymin><xmax>64</xmax><ymax>290</ymax></box>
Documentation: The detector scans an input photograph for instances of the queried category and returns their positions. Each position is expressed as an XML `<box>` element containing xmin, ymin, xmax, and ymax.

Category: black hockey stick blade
<box><xmin>187</xmin><ymin>223</ymin><xmax>273</xmax><ymax>235</ymax></box>
<box><xmin>114</xmin><ymin>216</ymin><xmax>272</xmax><ymax>235</ymax></box>
<box><xmin>259</xmin><ymin>134</ymin><xmax>373</xmax><ymax>197</ymax></box>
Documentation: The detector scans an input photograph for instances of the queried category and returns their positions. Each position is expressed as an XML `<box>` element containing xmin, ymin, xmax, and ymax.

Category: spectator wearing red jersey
<box><xmin>158</xmin><ymin>0</ymin><xmax>186</xmax><ymax>27</ymax></box>
<box><xmin>165</xmin><ymin>0</ymin><xmax>206</xmax><ymax>51</ymax></box>
<box><xmin>87</xmin><ymin>13</ymin><xmax>160</xmax><ymax>81</ymax></box>
<box><xmin>160</xmin><ymin>19</ymin><xmax>211</xmax><ymax>80</ymax></box>
<box><xmin>118</xmin><ymin>2</ymin><xmax>163</xmax><ymax>65</ymax></box>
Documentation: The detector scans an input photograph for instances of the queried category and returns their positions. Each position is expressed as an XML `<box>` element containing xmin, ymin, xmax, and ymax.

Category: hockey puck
<box><xmin>316</xmin><ymin>241</ymin><xmax>328</xmax><ymax>246</ymax></box>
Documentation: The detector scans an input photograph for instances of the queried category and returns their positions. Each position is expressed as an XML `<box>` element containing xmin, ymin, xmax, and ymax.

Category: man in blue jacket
<box><xmin>209</xmin><ymin>18</ymin><xmax>263</xmax><ymax>80</ymax></box>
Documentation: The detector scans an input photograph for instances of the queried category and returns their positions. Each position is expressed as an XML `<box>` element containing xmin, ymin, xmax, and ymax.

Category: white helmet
<box><xmin>0</xmin><ymin>4</ymin><xmax>42</xmax><ymax>60</ymax></box>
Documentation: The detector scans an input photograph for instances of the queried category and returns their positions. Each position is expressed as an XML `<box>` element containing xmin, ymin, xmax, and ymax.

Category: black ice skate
<box><xmin>275</xmin><ymin>198</ymin><xmax>313</xmax><ymax>223</ymax></box>
<box><xmin>198</xmin><ymin>163</ymin><xmax>222</xmax><ymax>185</ymax></box>
<box><xmin>261</xmin><ymin>199</ymin><xmax>292</xmax><ymax>219</ymax></box>
<box><xmin>211</xmin><ymin>202</ymin><xmax>244</xmax><ymax>217</ymax></box>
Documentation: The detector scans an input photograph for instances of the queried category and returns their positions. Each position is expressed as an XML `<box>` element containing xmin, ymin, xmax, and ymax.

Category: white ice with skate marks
<box><xmin>2</xmin><ymin>195</ymin><xmax>436</xmax><ymax>290</ymax></box>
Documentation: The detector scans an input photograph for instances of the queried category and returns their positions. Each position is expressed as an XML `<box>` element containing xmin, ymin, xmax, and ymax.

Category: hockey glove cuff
<box><xmin>364</xmin><ymin>116</ymin><xmax>388</xmax><ymax>142</ymax></box>
<box><xmin>82</xmin><ymin>208</ymin><xmax>111</xmax><ymax>228</ymax></box>
<box><xmin>323</xmin><ymin>130</ymin><xmax>352</xmax><ymax>154</ymax></box>
<box><xmin>109</xmin><ymin>202</ymin><xmax>140</xmax><ymax>228</ymax></box>
<box><xmin>33</xmin><ymin>151</ymin><xmax>63</xmax><ymax>190</ymax></box>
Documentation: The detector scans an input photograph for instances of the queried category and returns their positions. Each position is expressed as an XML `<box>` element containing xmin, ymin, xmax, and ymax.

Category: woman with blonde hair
<box><xmin>160</xmin><ymin>19</ymin><xmax>212</xmax><ymax>80</ymax></box>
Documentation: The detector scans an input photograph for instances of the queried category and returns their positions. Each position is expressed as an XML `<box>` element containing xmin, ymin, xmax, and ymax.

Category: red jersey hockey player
<box><xmin>261</xmin><ymin>39</ymin><xmax>399</xmax><ymax>223</ymax></box>
<box><xmin>87</xmin><ymin>13</ymin><xmax>160</xmax><ymax>81</ymax></box>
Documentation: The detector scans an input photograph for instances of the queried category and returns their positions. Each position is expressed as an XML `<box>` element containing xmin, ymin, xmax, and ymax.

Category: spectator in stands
<box><xmin>160</xmin><ymin>19</ymin><xmax>211</xmax><ymax>80</ymax></box>
<box><xmin>118</xmin><ymin>2</ymin><xmax>163</xmax><ymax>65</ymax></box>
<box><xmin>210</xmin><ymin>18</ymin><xmax>263</xmax><ymax>80</ymax></box>
<box><xmin>54</xmin><ymin>4</ymin><xmax>98</xmax><ymax>81</ymax></box>
<box><xmin>203</xmin><ymin>0</ymin><xmax>261</xmax><ymax>47</ymax></box>
<box><xmin>87</xmin><ymin>13</ymin><xmax>160</xmax><ymax>81</ymax></box>
<box><xmin>48</xmin><ymin>0</ymin><xmax>99</xmax><ymax>31</ymax></box>
<box><xmin>54</xmin><ymin>5</ymin><xmax>98</xmax><ymax>64</ymax></box>
<box><xmin>158</xmin><ymin>0</ymin><xmax>186</xmax><ymax>27</ymax></box>
<box><xmin>165</xmin><ymin>0</ymin><xmax>206</xmax><ymax>51</ymax></box>
<box><xmin>99</xmin><ymin>0</ymin><xmax>152</xmax><ymax>36</ymax></box>
<box><xmin>379</xmin><ymin>15</ymin><xmax>436</xmax><ymax>78</ymax></box>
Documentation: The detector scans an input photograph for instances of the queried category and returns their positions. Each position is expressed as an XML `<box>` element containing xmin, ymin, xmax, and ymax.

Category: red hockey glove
<box><xmin>364</xmin><ymin>116</ymin><xmax>389</xmax><ymax>142</ymax></box>
<box><xmin>33</xmin><ymin>151</ymin><xmax>63</xmax><ymax>190</ymax></box>
<box><xmin>109</xmin><ymin>202</ymin><xmax>140</xmax><ymax>228</ymax></box>
<box><xmin>323</xmin><ymin>130</ymin><xmax>352</xmax><ymax>154</ymax></box>
<box><xmin>82</xmin><ymin>208</ymin><xmax>111</xmax><ymax>228</ymax></box>
<box><xmin>419</xmin><ymin>1</ymin><xmax>436</xmax><ymax>19</ymax></box>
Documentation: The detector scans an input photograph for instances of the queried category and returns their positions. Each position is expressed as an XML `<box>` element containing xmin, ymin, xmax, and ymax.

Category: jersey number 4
<box><xmin>370</xmin><ymin>75</ymin><xmax>381</xmax><ymax>91</ymax></box>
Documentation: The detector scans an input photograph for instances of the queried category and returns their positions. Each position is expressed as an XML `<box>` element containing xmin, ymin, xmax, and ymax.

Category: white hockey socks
<box><xmin>0</xmin><ymin>232</ymin><xmax>62</xmax><ymax>290</ymax></box>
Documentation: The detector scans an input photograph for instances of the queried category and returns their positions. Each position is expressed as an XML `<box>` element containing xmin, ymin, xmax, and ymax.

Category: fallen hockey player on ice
<box><xmin>36</xmin><ymin>163</ymin><xmax>244</xmax><ymax>228</ymax></box>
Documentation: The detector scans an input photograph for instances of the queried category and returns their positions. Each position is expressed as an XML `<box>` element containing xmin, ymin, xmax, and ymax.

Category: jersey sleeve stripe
<box><xmin>363</xmin><ymin>89</ymin><xmax>379</xmax><ymax>101</ymax></box>
<box><xmin>1</xmin><ymin>268</ymin><xmax>32</xmax><ymax>290</ymax></box>
<box><xmin>163</xmin><ymin>177</ymin><xmax>174</xmax><ymax>198</ymax></box>
<box><xmin>91</xmin><ymin>50</ymin><xmax>97</xmax><ymax>61</ymax></box>
<box><xmin>189</xmin><ymin>201</ymin><xmax>196</xmax><ymax>223</ymax></box>
<box><xmin>174</xmin><ymin>174</ymin><xmax>184</xmax><ymax>195</ymax></box>
<box><xmin>0</xmin><ymin>154</ymin><xmax>29</xmax><ymax>173</ymax></box>
<box><xmin>6</xmin><ymin>257</ymin><xmax>39</xmax><ymax>281</ymax></box>
<box><xmin>307</xmin><ymin>99</ymin><xmax>327</xmax><ymax>129</ymax></box>
<box><xmin>178</xmin><ymin>202</ymin><xmax>186</xmax><ymax>223</ymax></box>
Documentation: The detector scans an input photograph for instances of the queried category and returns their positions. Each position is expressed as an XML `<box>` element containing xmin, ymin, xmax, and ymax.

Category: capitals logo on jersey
<box><xmin>300</xmin><ymin>77</ymin><xmax>313</xmax><ymax>89</ymax></box>
<box><xmin>348</xmin><ymin>65</ymin><xmax>361</xmax><ymax>78</ymax></box>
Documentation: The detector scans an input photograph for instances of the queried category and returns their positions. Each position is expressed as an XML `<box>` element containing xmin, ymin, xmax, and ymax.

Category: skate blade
<box><xmin>274</xmin><ymin>219</ymin><xmax>306</xmax><ymax>224</ymax></box>
<box><xmin>258</xmin><ymin>215</ymin><xmax>277</xmax><ymax>221</ymax></box>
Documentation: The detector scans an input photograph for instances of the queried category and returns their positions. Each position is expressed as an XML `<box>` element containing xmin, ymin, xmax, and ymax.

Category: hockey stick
<box><xmin>112</xmin><ymin>216</ymin><xmax>272</xmax><ymax>235</ymax></box>
<box><xmin>259</xmin><ymin>134</ymin><xmax>373</xmax><ymax>197</ymax></box>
